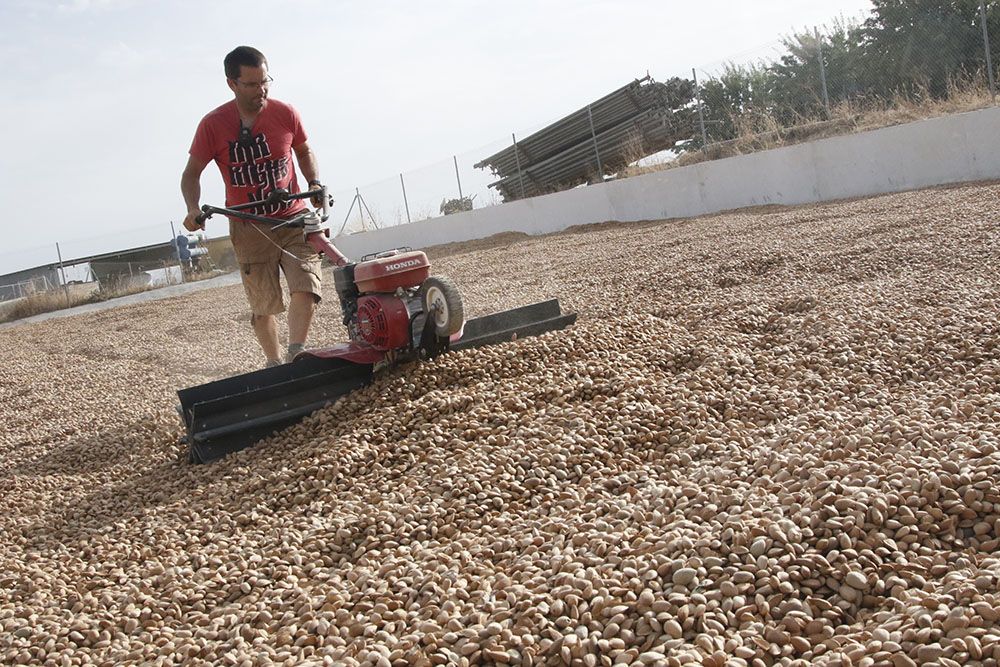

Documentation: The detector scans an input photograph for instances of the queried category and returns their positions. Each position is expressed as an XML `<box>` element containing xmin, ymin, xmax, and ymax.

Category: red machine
<box><xmin>177</xmin><ymin>188</ymin><xmax>576</xmax><ymax>463</ymax></box>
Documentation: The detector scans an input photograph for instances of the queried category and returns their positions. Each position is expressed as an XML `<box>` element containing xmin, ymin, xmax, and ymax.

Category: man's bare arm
<box><xmin>181</xmin><ymin>154</ymin><xmax>210</xmax><ymax>231</ymax></box>
<box><xmin>293</xmin><ymin>141</ymin><xmax>320</xmax><ymax>185</ymax></box>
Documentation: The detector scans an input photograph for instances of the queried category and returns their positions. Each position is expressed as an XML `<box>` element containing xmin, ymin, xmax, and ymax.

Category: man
<box><xmin>181</xmin><ymin>46</ymin><xmax>324</xmax><ymax>367</ymax></box>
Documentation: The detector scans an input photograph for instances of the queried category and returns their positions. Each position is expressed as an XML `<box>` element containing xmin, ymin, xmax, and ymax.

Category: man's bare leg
<box><xmin>288</xmin><ymin>291</ymin><xmax>317</xmax><ymax>346</ymax></box>
<box><xmin>251</xmin><ymin>314</ymin><xmax>282</xmax><ymax>364</ymax></box>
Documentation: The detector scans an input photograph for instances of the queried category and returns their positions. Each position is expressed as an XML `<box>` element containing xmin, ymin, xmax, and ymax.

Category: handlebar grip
<box><xmin>319</xmin><ymin>186</ymin><xmax>330</xmax><ymax>222</ymax></box>
<box><xmin>195</xmin><ymin>204</ymin><xmax>216</xmax><ymax>227</ymax></box>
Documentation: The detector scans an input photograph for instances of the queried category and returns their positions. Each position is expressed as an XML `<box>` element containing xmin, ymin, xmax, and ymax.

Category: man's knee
<box><xmin>291</xmin><ymin>291</ymin><xmax>320</xmax><ymax>306</ymax></box>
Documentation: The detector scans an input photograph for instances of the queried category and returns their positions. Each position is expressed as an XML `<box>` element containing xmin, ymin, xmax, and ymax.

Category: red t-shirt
<box><xmin>189</xmin><ymin>98</ymin><xmax>307</xmax><ymax>219</ymax></box>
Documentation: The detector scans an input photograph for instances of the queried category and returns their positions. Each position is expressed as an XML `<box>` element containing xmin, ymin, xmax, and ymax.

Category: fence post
<box><xmin>511</xmin><ymin>133</ymin><xmax>526</xmax><ymax>200</ymax></box>
<box><xmin>355</xmin><ymin>187</ymin><xmax>378</xmax><ymax>230</ymax></box>
<box><xmin>815</xmin><ymin>27</ymin><xmax>831</xmax><ymax>118</ymax></box>
<box><xmin>399</xmin><ymin>173</ymin><xmax>412</xmax><ymax>224</ymax></box>
<box><xmin>453</xmin><ymin>156</ymin><xmax>464</xmax><ymax>200</ymax></box>
<box><xmin>692</xmin><ymin>68</ymin><xmax>709</xmax><ymax>151</ymax></box>
<box><xmin>586</xmin><ymin>104</ymin><xmax>604</xmax><ymax>181</ymax></box>
<box><xmin>981</xmin><ymin>0</ymin><xmax>996</xmax><ymax>103</ymax></box>
<box><xmin>170</xmin><ymin>221</ymin><xmax>185</xmax><ymax>284</ymax></box>
<box><xmin>55</xmin><ymin>242</ymin><xmax>70</xmax><ymax>307</ymax></box>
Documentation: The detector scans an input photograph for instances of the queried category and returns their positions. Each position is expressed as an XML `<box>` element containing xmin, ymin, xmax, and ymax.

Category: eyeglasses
<box><xmin>233</xmin><ymin>75</ymin><xmax>273</xmax><ymax>91</ymax></box>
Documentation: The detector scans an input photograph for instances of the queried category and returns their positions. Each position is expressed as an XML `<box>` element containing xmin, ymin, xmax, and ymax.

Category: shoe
<box><xmin>286</xmin><ymin>343</ymin><xmax>305</xmax><ymax>363</ymax></box>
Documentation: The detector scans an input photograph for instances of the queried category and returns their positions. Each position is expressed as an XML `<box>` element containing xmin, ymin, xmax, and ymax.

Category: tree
<box><xmin>687</xmin><ymin>1</ymin><xmax>998</xmax><ymax>150</ymax></box>
<box><xmin>860</xmin><ymin>0</ymin><xmax>998</xmax><ymax>98</ymax></box>
<box><xmin>768</xmin><ymin>19</ymin><xmax>867</xmax><ymax>121</ymax></box>
<box><xmin>697</xmin><ymin>63</ymin><xmax>777</xmax><ymax>143</ymax></box>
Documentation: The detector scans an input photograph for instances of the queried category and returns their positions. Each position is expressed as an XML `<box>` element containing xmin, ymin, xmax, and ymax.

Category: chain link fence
<box><xmin>0</xmin><ymin>222</ymin><xmax>207</xmax><ymax>303</ymax></box>
<box><xmin>330</xmin><ymin>134</ymin><xmax>517</xmax><ymax>235</ymax></box>
<box><xmin>337</xmin><ymin>2</ymin><xmax>998</xmax><ymax>230</ymax></box>
<box><xmin>689</xmin><ymin>2</ymin><xmax>997</xmax><ymax>155</ymax></box>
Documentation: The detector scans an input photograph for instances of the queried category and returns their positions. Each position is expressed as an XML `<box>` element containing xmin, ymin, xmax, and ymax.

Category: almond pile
<box><xmin>1</xmin><ymin>182</ymin><xmax>999</xmax><ymax>666</ymax></box>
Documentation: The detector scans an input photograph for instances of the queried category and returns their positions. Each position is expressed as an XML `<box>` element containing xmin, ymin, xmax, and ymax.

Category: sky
<box><xmin>0</xmin><ymin>0</ymin><xmax>874</xmax><ymax>277</ymax></box>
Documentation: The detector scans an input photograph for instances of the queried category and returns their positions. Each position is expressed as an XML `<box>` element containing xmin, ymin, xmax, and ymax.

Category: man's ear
<box><xmin>226</xmin><ymin>78</ymin><xmax>238</xmax><ymax>94</ymax></box>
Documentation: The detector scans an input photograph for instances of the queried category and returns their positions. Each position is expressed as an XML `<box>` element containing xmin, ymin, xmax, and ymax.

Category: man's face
<box><xmin>228</xmin><ymin>64</ymin><xmax>270</xmax><ymax>112</ymax></box>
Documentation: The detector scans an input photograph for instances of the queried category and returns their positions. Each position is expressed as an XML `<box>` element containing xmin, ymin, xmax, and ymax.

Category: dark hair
<box><xmin>224</xmin><ymin>46</ymin><xmax>267</xmax><ymax>79</ymax></box>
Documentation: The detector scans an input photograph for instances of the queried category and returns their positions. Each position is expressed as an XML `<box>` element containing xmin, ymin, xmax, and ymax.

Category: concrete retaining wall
<box><xmin>335</xmin><ymin>107</ymin><xmax>1000</xmax><ymax>259</ymax></box>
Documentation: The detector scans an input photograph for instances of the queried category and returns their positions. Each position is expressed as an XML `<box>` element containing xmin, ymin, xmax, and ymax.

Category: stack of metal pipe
<box><xmin>475</xmin><ymin>76</ymin><xmax>696</xmax><ymax>202</ymax></box>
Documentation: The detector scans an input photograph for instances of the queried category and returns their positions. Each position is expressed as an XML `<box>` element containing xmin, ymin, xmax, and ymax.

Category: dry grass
<box><xmin>0</xmin><ymin>269</ymin><xmax>224</xmax><ymax>324</ymax></box>
<box><xmin>0</xmin><ymin>284</ymin><xmax>147</xmax><ymax>324</ymax></box>
<box><xmin>621</xmin><ymin>75</ymin><xmax>996</xmax><ymax>177</ymax></box>
<box><xmin>849</xmin><ymin>71</ymin><xmax>996</xmax><ymax>132</ymax></box>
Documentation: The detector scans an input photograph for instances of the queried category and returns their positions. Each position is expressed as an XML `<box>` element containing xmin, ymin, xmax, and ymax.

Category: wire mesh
<box><xmin>0</xmin><ymin>222</ymin><xmax>188</xmax><ymax>299</ymax></box>
<box><xmin>333</xmin><ymin>135</ymin><xmax>514</xmax><ymax>235</ymax></box>
<box><xmin>690</xmin><ymin>7</ymin><xmax>998</xmax><ymax>149</ymax></box>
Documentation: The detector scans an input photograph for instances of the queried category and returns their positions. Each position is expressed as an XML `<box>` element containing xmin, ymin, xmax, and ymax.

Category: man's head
<box><xmin>225</xmin><ymin>46</ymin><xmax>270</xmax><ymax>113</ymax></box>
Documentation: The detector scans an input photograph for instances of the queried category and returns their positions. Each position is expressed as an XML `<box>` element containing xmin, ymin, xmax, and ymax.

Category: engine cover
<box><xmin>356</xmin><ymin>294</ymin><xmax>411</xmax><ymax>350</ymax></box>
<box><xmin>353</xmin><ymin>250</ymin><xmax>430</xmax><ymax>294</ymax></box>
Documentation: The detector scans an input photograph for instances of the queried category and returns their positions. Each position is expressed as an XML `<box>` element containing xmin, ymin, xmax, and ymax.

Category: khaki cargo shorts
<box><xmin>230</xmin><ymin>220</ymin><xmax>323</xmax><ymax>316</ymax></box>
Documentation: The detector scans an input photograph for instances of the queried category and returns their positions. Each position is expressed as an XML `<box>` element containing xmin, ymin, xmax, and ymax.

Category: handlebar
<box><xmin>196</xmin><ymin>187</ymin><xmax>331</xmax><ymax>227</ymax></box>
<box><xmin>194</xmin><ymin>186</ymin><xmax>351</xmax><ymax>267</ymax></box>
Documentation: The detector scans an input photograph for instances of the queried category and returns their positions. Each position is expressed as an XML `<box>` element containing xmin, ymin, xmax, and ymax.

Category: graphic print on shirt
<box><xmin>227</xmin><ymin>131</ymin><xmax>294</xmax><ymax>216</ymax></box>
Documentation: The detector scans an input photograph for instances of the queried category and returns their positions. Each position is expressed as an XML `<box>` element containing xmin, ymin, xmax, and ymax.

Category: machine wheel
<box><xmin>420</xmin><ymin>276</ymin><xmax>464</xmax><ymax>336</ymax></box>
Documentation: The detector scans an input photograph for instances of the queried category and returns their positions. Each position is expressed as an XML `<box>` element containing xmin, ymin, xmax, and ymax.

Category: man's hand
<box><xmin>183</xmin><ymin>209</ymin><xmax>204</xmax><ymax>232</ymax></box>
<box><xmin>308</xmin><ymin>182</ymin><xmax>325</xmax><ymax>209</ymax></box>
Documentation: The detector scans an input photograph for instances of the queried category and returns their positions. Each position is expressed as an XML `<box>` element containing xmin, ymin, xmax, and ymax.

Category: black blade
<box><xmin>175</xmin><ymin>299</ymin><xmax>577</xmax><ymax>464</ymax></box>
<box><xmin>453</xmin><ymin>299</ymin><xmax>578</xmax><ymax>351</ymax></box>
<box><xmin>179</xmin><ymin>356</ymin><xmax>371</xmax><ymax>464</ymax></box>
